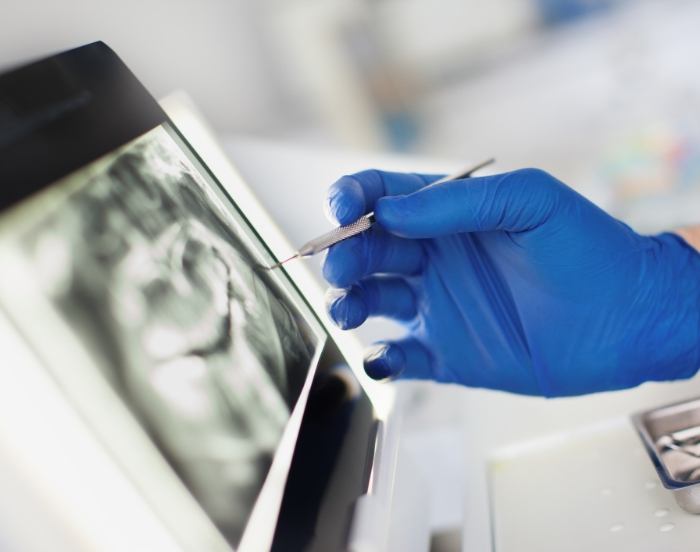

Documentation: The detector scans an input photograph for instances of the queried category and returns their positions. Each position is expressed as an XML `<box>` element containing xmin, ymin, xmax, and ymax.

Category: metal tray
<box><xmin>632</xmin><ymin>397</ymin><xmax>700</xmax><ymax>513</ymax></box>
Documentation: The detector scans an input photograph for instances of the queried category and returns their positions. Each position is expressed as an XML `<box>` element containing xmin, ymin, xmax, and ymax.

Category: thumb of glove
<box><xmin>375</xmin><ymin>168</ymin><xmax>560</xmax><ymax>239</ymax></box>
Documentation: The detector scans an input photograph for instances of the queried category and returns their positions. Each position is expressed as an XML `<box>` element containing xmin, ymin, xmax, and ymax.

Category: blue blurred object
<box><xmin>535</xmin><ymin>0</ymin><xmax>617</xmax><ymax>26</ymax></box>
<box><xmin>381</xmin><ymin>109</ymin><xmax>420</xmax><ymax>152</ymax></box>
<box><xmin>323</xmin><ymin>168</ymin><xmax>700</xmax><ymax>397</ymax></box>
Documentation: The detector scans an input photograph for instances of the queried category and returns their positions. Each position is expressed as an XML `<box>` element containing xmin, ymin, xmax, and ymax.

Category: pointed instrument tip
<box><xmin>266</xmin><ymin>253</ymin><xmax>299</xmax><ymax>271</ymax></box>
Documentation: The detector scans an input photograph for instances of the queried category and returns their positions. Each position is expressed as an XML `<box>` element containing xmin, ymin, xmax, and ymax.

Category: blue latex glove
<box><xmin>323</xmin><ymin>168</ymin><xmax>700</xmax><ymax>397</ymax></box>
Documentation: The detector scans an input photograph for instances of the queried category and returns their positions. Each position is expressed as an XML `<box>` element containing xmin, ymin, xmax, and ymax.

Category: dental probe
<box><xmin>267</xmin><ymin>158</ymin><xmax>495</xmax><ymax>270</ymax></box>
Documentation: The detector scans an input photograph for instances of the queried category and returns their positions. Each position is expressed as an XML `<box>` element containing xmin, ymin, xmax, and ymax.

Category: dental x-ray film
<box><xmin>1</xmin><ymin>123</ymin><xmax>323</xmax><ymax>545</ymax></box>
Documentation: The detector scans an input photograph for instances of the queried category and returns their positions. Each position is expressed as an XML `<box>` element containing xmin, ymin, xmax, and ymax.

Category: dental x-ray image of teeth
<box><xmin>18</xmin><ymin>126</ymin><xmax>320</xmax><ymax>545</ymax></box>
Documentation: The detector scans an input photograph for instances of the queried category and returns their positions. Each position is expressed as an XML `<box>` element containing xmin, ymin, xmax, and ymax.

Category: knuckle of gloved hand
<box><xmin>328</xmin><ymin>287</ymin><xmax>367</xmax><ymax>329</ymax></box>
<box><xmin>323</xmin><ymin>247</ymin><xmax>350</xmax><ymax>287</ymax></box>
<box><xmin>356</xmin><ymin>278</ymin><xmax>380</xmax><ymax>310</ymax></box>
<box><xmin>324</xmin><ymin>287</ymin><xmax>345</xmax><ymax>313</ymax></box>
<box><xmin>324</xmin><ymin>237</ymin><xmax>367</xmax><ymax>287</ymax></box>
<box><xmin>321</xmin><ymin>252</ymin><xmax>338</xmax><ymax>285</ymax></box>
<box><xmin>502</xmin><ymin>168</ymin><xmax>558</xmax><ymax>199</ymax></box>
<box><xmin>327</xmin><ymin>176</ymin><xmax>362</xmax><ymax>223</ymax></box>
<box><xmin>355</xmin><ymin>168</ymin><xmax>385</xmax><ymax>188</ymax></box>
<box><xmin>507</xmin><ymin>168</ymin><xmax>567</xmax><ymax>201</ymax></box>
<box><xmin>462</xmin><ymin>184</ymin><xmax>491</xmax><ymax>231</ymax></box>
<box><xmin>375</xmin><ymin>191</ymin><xmax>425</xmax><ymax>231</ymax></box>
<box><xmin>510</xmin><ymin>167</ymin><xmax>553</xmax><ymax>184</ymax></box>
<box><xmin>499</xmin><ymin>168</ymin><xmax>563</xmax><ymax>228</ymax></box>
<box><xmin>362</xmin><ymin>230</ymin><xmax>385</xmax><ymax>274</ymax></box>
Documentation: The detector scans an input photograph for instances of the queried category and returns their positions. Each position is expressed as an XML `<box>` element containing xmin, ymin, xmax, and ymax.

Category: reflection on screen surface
<box><xmin>16</xmin><ymin>126</ymin><xmax>321</xmax><ymax>545</ymax></box>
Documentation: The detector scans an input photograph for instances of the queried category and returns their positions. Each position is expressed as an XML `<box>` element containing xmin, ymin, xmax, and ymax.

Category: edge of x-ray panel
<box><xmin>160</xmin><ymin>92</ymin><xmax>395</xmax><ymax>412</ymax></box>
<box><xmin>160</xmin><ymin>92</ymin><xmax>399</xmax><ymax>552</ymax></box>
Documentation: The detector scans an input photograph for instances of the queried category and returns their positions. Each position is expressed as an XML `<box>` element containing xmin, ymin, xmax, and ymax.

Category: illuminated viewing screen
<box><xmin>4</xmin><ymin>123</ymin><xmax>325</xmax><ymax>546</ymax></box>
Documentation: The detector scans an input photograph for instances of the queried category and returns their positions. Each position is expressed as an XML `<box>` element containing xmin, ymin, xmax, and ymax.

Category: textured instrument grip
<box><xmin>299</xmin><ymin>213</ymin><xmax>375</xmax><ymax>256</ymax></box>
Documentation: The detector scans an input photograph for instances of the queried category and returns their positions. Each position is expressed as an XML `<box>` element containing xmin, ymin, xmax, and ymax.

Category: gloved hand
<box><xmin>322</xmin><ymin>168</ymin><xmax>700</xmax><ymax>397</ymax></box>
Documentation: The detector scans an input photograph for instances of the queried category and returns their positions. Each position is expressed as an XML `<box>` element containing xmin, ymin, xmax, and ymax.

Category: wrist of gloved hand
<box><xmin>636</xmin><ymin>231</ymin><xmax>700</xmax><ymax>387</ymax></box>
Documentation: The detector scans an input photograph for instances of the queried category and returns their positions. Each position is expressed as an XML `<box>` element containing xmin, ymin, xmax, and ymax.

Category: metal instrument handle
<box><xmin>298</xmin><ymin>212</ymin><xmax>375</xmax><ymax>256</ymax></box>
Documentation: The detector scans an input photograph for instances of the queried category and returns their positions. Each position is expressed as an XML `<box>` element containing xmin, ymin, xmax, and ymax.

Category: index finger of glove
<box><xmin>326</xmin><ymin>169</ymin><xmax>441</xmax><ymax>225</ymax></box>
<box><xmin>322</xmin><ymin>227</ymin><xmax>425</xmax><ymax>288</ymax></box>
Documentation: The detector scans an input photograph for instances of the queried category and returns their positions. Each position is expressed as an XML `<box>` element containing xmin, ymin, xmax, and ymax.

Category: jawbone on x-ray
<box><xmin>19</xmin><ymin>126</ymin><xmax>319</xmax><ymax>544</ymax></box>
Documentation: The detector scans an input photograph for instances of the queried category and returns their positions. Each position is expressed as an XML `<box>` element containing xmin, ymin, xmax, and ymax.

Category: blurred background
<box><xmin>2</xmin><ymin>0</ymin><xmax>700</xmax><ymax>233</ymax></box>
